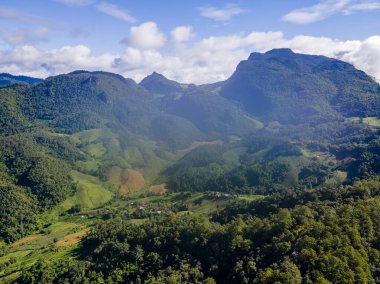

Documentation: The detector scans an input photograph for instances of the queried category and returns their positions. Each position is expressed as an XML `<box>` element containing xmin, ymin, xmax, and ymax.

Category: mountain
<box><xmin>22</xmin><ymin>70</ymin><xmax>150</xmax><ymax>133</ymax></box>
<box><xmin>140</xmin><ymin>72</ymin><xmax>263</xmax><ymax>139</ymax></box>
<box><xmin>20</xmin><ymin>70</ymin><xmax>206</xmax><ymax>149</ymax></box>
<box><xmin>164</xmin><ymin>89</ymin><xmax>263</xmax><ymax>138</ymax></box>
<box><xmin>140</xmin><ymin>72</ymin><xmax>186</xmax><ymax>97</ymax></box>
<box><xmin>219</xmin><ymin>48</ymin><xmax>380</xmax><ymax>124</ymax></box>
<box><xmin>1</xmin><ymin>49</ymin><xmax>380</xmax><ymax>283</ymax></box>
<box><xmin>0</xmin><ymin>73</ymin><xmax>43</xmax><ymax>86</ymax></box>
<box><xmin>18</xmin><ymin>70</ymin><xmax>260</xmax><ymax>148</ymax></box>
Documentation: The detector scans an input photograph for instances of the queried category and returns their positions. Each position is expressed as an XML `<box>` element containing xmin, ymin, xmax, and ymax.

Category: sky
<box><xmin>1</xmin><ymin>0</ymin><xmax>380</xmax><ymax>84</ymax></box>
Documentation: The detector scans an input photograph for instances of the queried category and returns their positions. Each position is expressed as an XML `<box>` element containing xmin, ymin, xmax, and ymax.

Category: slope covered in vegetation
<box><xmin>1</xmin><ymin>49</ymin><xmax>380</xmax><ymax>283</ymax></box>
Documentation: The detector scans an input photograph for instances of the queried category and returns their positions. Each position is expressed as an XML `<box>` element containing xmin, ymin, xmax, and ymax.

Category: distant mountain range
<box><xmin>0</xmin><ymin>73</ymin><xmax>43</xmax><ymax>87</ymax></box>
<box><xmin>1</xmin><ymin>49</ymin><xmax>380</xmax><ymax>283</ymax></box>
<box><xmin>2</xmin><ymin>48</ymin><xmax>379</xmax><ymax>146</ymax></box>
<box><xmin>4</xmin><ymin>48</ymin><xmax>380</xmax><ymax>125</ymax></box>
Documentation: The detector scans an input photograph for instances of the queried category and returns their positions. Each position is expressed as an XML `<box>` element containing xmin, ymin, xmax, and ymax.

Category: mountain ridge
<box><xmin>1</xmin><ymin>48</ymin><xmax>380</xmax><ymax>283</ymax></box>
<box><xmin>219</xmin><ymin>48</ymin><xmax>380</xmax><ymax>123</ymax></box>
<box><xmin>0</xmin><ymin>73</ymin><xmax>43</xmax><ymax>87</ymax></box>
<box><xmin>140</xmin><ymin>71</ymin><xmax>188</xmax><ymax>96</ymax></box>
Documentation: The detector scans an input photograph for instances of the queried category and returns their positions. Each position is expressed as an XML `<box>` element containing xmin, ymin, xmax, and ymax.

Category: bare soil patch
<box><xmin>11</xmin><ymin>234</ymin><xmax>45</xmax><ymax>249</ymax></box>
<box><xmin>149</xmin><ymin>183</ymin><xmax>168</xmax><ymax>194</ymax></box>
<box><xmin>121</xmin><ymin>169</ymin><xmax>145</xmax><ymax>194</ymax></box>
<box><xmin>55</xmin><ymin>229</ymin><xmax>89</xmax><ymax>248</ymax></box>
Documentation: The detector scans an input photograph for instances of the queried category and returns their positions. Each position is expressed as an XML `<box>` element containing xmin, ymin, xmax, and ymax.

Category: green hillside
<box><xmin>1</xmin><ymin>49</ymin><xmax>380</xmax><ymax>283</ymax></box>
<box><xmin>0</xmin><ymin>73</ymin><xmax>43</xmax><ymax>87</ymax></box>
<box><xmin>220</xmin><ymin>48</ymin><xmax>380</xmax><ymax>124</ymax></box>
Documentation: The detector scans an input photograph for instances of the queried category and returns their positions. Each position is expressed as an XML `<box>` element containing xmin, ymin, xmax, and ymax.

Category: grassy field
<box><xmin>70</xmin><ymin>127</ymin><xmax>179</xmax><ymax>183</ymax></box>
<box><xmin>0</xmin><ymin>168</ymin><xmax>114</xmax><ymax>282</ymax></box>
<box><xmin>106</xmin><ymin>189</ymin><xmax>263</xmax><ymax>218</ymax></box>
<box><xmin>0</xmin><ymin>221</ymin><xmax>86</xmax><ymax>281</ymax></box>
<box><xmin>348</xmin><ymin>116</ymin><xmax>380</xmax><ymax>127</ymax></box>
<box><xmin>69</xmin><ymin>171</ymin><xmax>113</xmax><ymax>208</ymax></box>
<box><xmin>325</xmin><ymin>170</ymin><xmax>348</xmax><ymax>185</ymax></box>
<box><xmin>363</xmin><ymin>117</ymin><xmax>380</xmax><ymax>127</ymax></box>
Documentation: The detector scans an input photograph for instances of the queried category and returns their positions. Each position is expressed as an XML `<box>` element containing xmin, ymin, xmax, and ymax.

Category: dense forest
<box><xmin>1</xmin><ymin>49</ymin><xmax>380</xmax><ymax>283</ymax></box>
<box><xmin>22</xmin><ymin>178</ymin><xmax>380</xmax><ymax>283</ymax></box>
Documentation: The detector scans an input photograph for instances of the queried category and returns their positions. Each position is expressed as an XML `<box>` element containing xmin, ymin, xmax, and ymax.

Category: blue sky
<box><xmin>1</xmin><ymin>0</ymin><xmax>380</xmax><ymax>83</ymax></box>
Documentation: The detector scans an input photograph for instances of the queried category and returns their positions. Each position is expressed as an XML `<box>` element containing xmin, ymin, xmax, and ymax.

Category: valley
<box><xmin>0</xmin><ymin>49</ymin><xmax>380</xmax><ymax>283</ymax></box>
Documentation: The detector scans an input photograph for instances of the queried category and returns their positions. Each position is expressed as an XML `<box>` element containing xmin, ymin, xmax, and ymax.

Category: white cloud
<box><xmin>283</xmin><ymin>0</ymin><xmax>350</xmax><ymax>24</ymax></box>
<box><xmin>113</xmin><ymin>32</ymin><xmax>380</xmax><ymax>83</ymax></box>
<box><xmin>343</xmin><ymin>2</ymin><xmax>380</xmax><ymax>14</ymax></box>
<box><xmin>1</xmin><ymin>31</ymin><xmax>380</xmax><ymax>85</ymax></box>
<box><xmin>283</xmin><ymin>0</ymin><xmax>380</xmax><ymax>24</ymax></box>
<box><xmin>286</xmin><ymin>35</ymin><xmax>360</xmax><ymax>57</ymax></box>
<box><xmin>0</xmin><ymin>45</ymin><xmax>114</xmax><ymax>78</ymax></box>
<box><xmin>95</xmin><ymin>2</ymin><xmax>136</xmax><ymax>23</ymax></box>
<box><xmin>171</xmin><ymin>26</ymin><xmax>193</xmax><ymax>43</ymax></box>
<box><xmin>125</xmin><ymin>22</ymin><xmax>165</xmax><ymax>50</ymax></box>
<box><xmin>113</xmin><ymin>47</ymin><xmax>143</xmax><ymax>70</ymax></box>
<box><xmin>114</xmin><ymin>48</ymin><xmax>177</xmax><ymax>81</ymax></box>
<box><xmin>199</xmin><ymin>4</ymin><xmax>245</xmax><ymax>21</ymax></box>
<box><xmin>54</xmin><ymin>0</ymin><xmax>137</xmax><ymax>23</ymax></box>
<box><xmin>54</xmin><ymin>0</ymin><xmax>96</xmax><ymax>6</ymax></box>
<box><xmin>0</xmin><ymin>46</ymin><xmax>42</xmax><ymax>66</ymax></box>
<box><xmin>342</xmin><ymin>36</ymin><xmax>380</xmax><ymax>80</ymax></box>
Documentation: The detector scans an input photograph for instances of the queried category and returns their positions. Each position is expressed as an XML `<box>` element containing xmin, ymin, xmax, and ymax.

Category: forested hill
<box><xmin>219</xmin><ymin>48</ymin><xmax>380</xmax><ymax>123</ymax></box>
<box><xmin>0</xmin><ymin>73</ymin><xmax>43</xmax><ymax>86</ymax></box>
<box><xmin>140</xmin><ymin>71</ymin><xmax>186</xmax><ymax>96</ymax></box>
<box><xmin>8</xmin><ymin>70</ymin><xmax>262</xmax><ymax>146</ymax></box>
<box><xmin>1</xmin><ymin>49</ymin><xmax>380</xmax><ymax>283</ymax></box>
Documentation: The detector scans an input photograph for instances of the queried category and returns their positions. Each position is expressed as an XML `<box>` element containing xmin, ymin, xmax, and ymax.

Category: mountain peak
<box><xmin>66</xmin><ymin>70</ymin><xmax>131</xmax><ymax>84</ymax></box>
<box><xmin>248</xmin><ymin>48</ymin><xmax>295</xmax><ymax>61</ymax></box>
<box><xmin>143</xmin><ymin>72</ymin><xmax>170</xmax><ymax>81</ymax></box>
<box><xmin>140</xmin><ymin>72</ymin><xmax>183</xmax><ymax>95</ymax></box>
<box><xmin>151</xmin><ymin>71</ymin><xmax>164</xmax><ymax>77</ymax></box>
<box><xmin>221</xmin><ymin>49</ymin><xmax>380</xmax><ymax>123</ymax></box>
<box><xmin>265</xmin><ymin>48</ymin><xmax>295</xmax><ymax>56</ymax></box>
